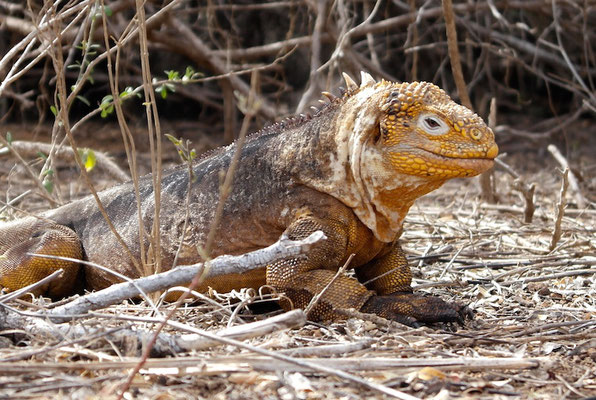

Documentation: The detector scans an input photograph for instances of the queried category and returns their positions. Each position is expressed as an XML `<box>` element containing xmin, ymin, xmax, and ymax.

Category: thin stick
<box><xmin>479</xmin><ymin>98</ymin><xmax>497</xmax><ymax>203</ymax></box>
<box><xmin>155</xmin><ymin>320</ymin><xmax>422</xmax><ymax>400</ymax></box>
<box><xmin>550</xmin><ymin>168</ymin><xmax>568</xmax><ymax>252</ymax></box>
<box><xmin>295</xmin><ymin>0</ymin><xmax>328</xmax><ymax>113</ymax></box>
<box><xmin>547</xmin><ymin>144</ymin><xmax>587</xmax><ymax>209</ymax></box>
<box><xmin>0</xmin><ymin>355</ymin><xmax>543</xmax><ymax>375</ymax></box>
<box><xmin>202</xmin><ymin>71</ymin><xmax>260</xmax><ymax>259</ymax></box>
<box><xmin>442</xmin><ymin>0</ymin><xmax>472</xmax><ymax>109</ymax></box>
<box><xmin>100</xmin><ymin>0</ymin><xmax>147</xmax><ymax>268</ymax></box>
<box><xmin>499</xmin><ymin>268</ymin><xmax>595</xmax><ymax>287</ymax></box>
<box><xmin>494</xmin><ymin>158</ymin><xmax>536</xmax><ymax>223</ymax></box>
<box><xmin>136</xmin><ymin>0</ymin><xmax>163</xmax><ymax>276</ymax></box>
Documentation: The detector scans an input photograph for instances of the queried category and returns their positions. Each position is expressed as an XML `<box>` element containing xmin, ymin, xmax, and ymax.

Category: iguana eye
<box><xmin>424</xmin><ymin>117</ymin><xmax>440</xmax><ymax>128</ymax></box>
<box><xmin>418</xmin><ymin>113</ymin><xmax>449</xmax><ymax>136</ymax></box>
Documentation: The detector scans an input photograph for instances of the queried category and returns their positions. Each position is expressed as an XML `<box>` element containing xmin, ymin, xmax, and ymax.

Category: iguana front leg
<box><xmin>0</xmin><ymin>220</ymin><xmax>82</xmax><ymax>297</ymax></box>
<box><xmin>357</xmin><ymin>241</ymin><xmax>471</xmax><ymax>326</ymax></box>
<box><xmin>267</xmin><ymin>211</ymin><xmax>374</xmax><ymax>321</ymax></box>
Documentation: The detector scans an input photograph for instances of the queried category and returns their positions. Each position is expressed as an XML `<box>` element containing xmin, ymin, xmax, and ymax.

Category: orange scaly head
<box><xmin>325</xmin><ymin>72</ymin><xmax>499</xmax><ymax>242</ymax></box>
<box><xmin>378</xmin><ymin>81</ymin><xmax>498</xmax><ymax>179</ymax></box>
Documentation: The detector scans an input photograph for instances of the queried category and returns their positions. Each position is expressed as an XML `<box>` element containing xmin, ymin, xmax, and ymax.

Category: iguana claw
<box><xmin>361</xmin><ymin>292</ymin><xmax>473</xmax><ymax>327</ymax></box>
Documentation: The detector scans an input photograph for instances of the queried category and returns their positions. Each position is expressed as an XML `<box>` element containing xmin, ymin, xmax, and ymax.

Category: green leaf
<box><xmin>5</xmin><ymin>132</ymin><xmax>12</xmax><ymax>145</ymax></box>
<box><xmin>66</xmin><ymin>62</ymin><xmax>81</xmax><ymax>70</ymax></box>
<box><xmin>165</xmin><ymin>134</ymin><xmax>182</xmax><ymax>146</ymax></box>
<box><xmin>184</xmin><ymin>66</ymin><xmax>195</xmax><ymax>77</ymax></box>
<box><xmin>101</xmin><ymin>94</ymin><xmax>114</xmax><ymax>105</ymax></box>
<box><xmin>50</xmin><ymin>105</ymin><xmax>57</xmax><ymax>116</ymax></box>
<box><xmin>103</xmin><ymin>6</ymin><xmax>112</xmax><ymax>16</ymax></box>
<box><xmin>182</xmin><ymin>67</ymin><xmax>194</xmax><ymax>84</ymax></box>
<box><xmin>76</xmin><ymin>95</ymin><xmax>90</xmax><ymax>106</ymax></box>
<box><xmin>165</xmin><ymin>70</ymin><xmax>180</xmax><ymax>81</ymax></box>
<box><xmin>99</xmin><ymin>95</ymin><xmax>115</xmax><ymax>117</ymax></box>
<box><xmin>100</xmin><ymin>104</ymin><xmax>114</xmax><ymax>118</ymax></box>
<box><xmin>42</xmin><ymin>168</ymin><xmax>54</xmax><ymax>194</ymax></box>
<box><xmin>120</xmin><ymin>87</ymin><xmax>134</xmax><ymax>97</ymax></box>
<box><xmin>43</xmin><ymin>179</ymin><xmax>54</xmax><ymax>194</ymax></box>
<box><xmin>79</xmin><ymin>148</ymin><xmax>97</xmax><ymax>172</ymax></box>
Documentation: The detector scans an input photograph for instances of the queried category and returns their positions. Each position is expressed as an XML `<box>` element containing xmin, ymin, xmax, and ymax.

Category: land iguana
<box><xmin>0</xmin><ymin>72</ymin><xmax>498</xmax><ymax>326</ymax></box>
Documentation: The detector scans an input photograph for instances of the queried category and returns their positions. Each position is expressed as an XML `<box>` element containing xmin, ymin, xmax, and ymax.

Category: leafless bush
<box><xmin>0</xmin><ymin>1</ymin><xmax>594</xmax><ymax>144</ymax></box>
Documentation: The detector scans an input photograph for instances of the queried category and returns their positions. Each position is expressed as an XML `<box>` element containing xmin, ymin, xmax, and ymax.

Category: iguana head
<box><xmin>379</xmin><ymin>82</ymin><xmax>497</xmax><ymax>178</ymax></box>
<box><xmin>342</xmin><ymin>72</ymin><xmax>498</xmax><ymax>181</ymax></box>
<box><xmin>323</xmin><ymin>72</ymin><xmax>498</xmax><ymax>241</ymax></box>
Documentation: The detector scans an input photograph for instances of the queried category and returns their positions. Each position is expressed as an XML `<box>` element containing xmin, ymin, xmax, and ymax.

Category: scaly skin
<box><xmin>0</xmin><ymin>72</ymin><xmax>497</xmax><ymax>325</ymax></box>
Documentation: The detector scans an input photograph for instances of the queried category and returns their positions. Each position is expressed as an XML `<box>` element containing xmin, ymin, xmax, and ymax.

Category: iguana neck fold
<box><xmin>279</xmin><ymin>84</ymin><xmax>446</xmax><ymax>242</ymax></box>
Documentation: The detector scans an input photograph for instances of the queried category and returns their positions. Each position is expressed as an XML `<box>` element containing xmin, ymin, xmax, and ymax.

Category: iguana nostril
<box><xmin>470</xmin><ymin>128</ymin><xmax>482</xmax><ymax>140</ymax></box>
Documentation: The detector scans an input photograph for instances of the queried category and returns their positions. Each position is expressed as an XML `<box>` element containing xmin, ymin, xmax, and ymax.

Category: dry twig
<box><xmin>547</xmin><ymin>144</ymin><xmax>587</xmax><ymax>209</ymax></box>
<box><xmin>442</xmin><ymin>0</ymin><xmax>472</xmax><ymax>109</ymax></box>
<box><xmin>479</xmin><ymin>98</ymin><xmax>497</xmax><ymax>203</ymax></box>
<box><xmin>549</xmin><ymin>168</ymin><xmax>569</xmax><ymax>252</ymax></box>
<box><xmin>495</xmin><ymin>158</ymin><xmax>536</xmax><ymax>223</ymax></box>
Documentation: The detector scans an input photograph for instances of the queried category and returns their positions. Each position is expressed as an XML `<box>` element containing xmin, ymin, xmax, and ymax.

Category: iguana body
<box><xmin>0</xmin><ymin>73</ymin><xmax>498</xmax><ymax>325</ymax></box>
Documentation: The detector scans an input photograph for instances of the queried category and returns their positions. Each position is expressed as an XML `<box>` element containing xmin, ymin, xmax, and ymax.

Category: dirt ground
<box><xmin>0</xmin><ymin>122</ymin><xmax>594</xmax><ymax>399</ymax></box>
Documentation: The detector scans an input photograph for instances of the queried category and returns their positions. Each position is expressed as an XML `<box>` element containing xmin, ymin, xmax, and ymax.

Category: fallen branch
<box><xmin>480</xmin><ymin>203</ymin><xmax>596</xmax><ymax>216</ymax></box>
<box><xmin>0</xmin><ymin>355</ymin><xmax>545</xmax><ymax>374</ymax></box>
<box><xmin>29</xmin><ymin>231</ymin><xmax>325</xmax><ymax>322</ymax></box>
<box><xmin>0</xmin><ymin>140</ymin><xmax>130</xmax><ymax>183</ymax></box>
<box><xmin>499</xmin><ymin>267</ymin><xmax>595</xmax><ymax>287</ymax></box>
<box><xmin>0</xmin><ymin>308</ymin><xmax>306</xmax><ymax>360</ymax></box>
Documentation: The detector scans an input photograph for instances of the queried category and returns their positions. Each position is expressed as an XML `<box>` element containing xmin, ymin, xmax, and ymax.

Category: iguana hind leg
<box><xmin>0</xmin><ymin>220</ymin><xmax>82</xmax><ymax>297</ymax></box>
<box><xmin>357</xmin><ymin>241</ymin><xmax>471</xmax><ymax>326</ymax></box>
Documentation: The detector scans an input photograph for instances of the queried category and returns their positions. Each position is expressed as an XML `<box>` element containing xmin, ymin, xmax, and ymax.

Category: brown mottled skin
<box><xmin>0</xmin><ymin>72</ymin><xmax>498</xmax><ymax>326</ymax></box>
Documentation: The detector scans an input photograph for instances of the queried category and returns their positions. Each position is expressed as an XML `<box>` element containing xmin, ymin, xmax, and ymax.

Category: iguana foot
<box><xmin>360</xmin><ymin>292</ymin><xmax>472</xmax><ymax>327</ymax></box>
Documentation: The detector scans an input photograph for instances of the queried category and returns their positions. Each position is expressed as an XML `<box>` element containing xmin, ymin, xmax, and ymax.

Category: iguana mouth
<box><xmin>420</xmin><ymin>148</ymin><xmax>495</xmax><ymax>169</ymax></box>
<box><xmin>388</xmin><ymin>146</ymin><xmax>495</xmax><ymax>177</ymax></box>
<box><xmin>418</xmin><ymin>145</ymin><xmax>497</xmax><ymax>161</ymax></box>
<box><xmin>392</xmin><ymin>147</ymin><xmax>495</xmax><ymax>162</ymax></box>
